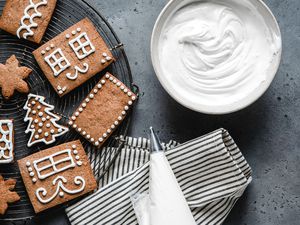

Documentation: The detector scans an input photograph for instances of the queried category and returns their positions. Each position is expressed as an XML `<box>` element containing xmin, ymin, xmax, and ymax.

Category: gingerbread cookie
<box><xmin>0</xmin><ymin>119</ymin><xmax>14</xmax><ymax>164</ymax></box>
<box><xmin>0</xmin><ymin>55</ymin><xmax>32</xmax><ymax>99</ymax></box>
<box><xmin>0</xmin><ymin>175</ymin><xmax>20</xmax><ymax>215</ymax></box>
<box><xmin>0</xmin><ymin>0</ymin><xmax>57</xmax><ymax>43</ymax></box>
<box><xmin>33</xmin><ymin>18</ymin><xmax>115</xmax><ymax>97</ymax></box>
<box><xmin>68</xmin><ymin>73</ymin><xmax>137</xmax><ymax>147</ymax></box>
<box><xmin>18</xmin><ymin>140</ymin><xmax>97</xmax><ymax>213</ymax></box>
<box><xmin>24</xmin><ymin>94</ymin><xmax>69</xmax><ymax>147</ymax></box>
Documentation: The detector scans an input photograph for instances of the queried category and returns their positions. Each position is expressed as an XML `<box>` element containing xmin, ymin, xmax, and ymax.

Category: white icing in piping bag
<box><xmin>148</xmin><ymin>127</ymin><xmax>196</xmax><ymax>225</ymax></box>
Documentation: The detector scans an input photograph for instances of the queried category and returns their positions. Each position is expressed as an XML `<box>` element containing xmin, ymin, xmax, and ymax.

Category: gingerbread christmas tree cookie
<box><xmin>69</xmin><ymin>73</ymin><xmax>137</xmax><ymax>147</ymax></box>
<box><xmin>18</xmin><ymin>140</ymin><xmax>97</xmax><ymax>213</ymax></box>
<box><xmin>0</xmin><ymin>0</ymin><xmax>57</xmax><ymax>43</ymax></box>
<box><xmin>0</xmin><ymin>175</ymin><xmax>20</xmax><ymax>215</ymax></box>
<box><xmin>0</xmin><ymin>55</ymin><xmax>32</xmax><ymax>99</ymax></box>
<box><xmin>33</xmin><ymin>18</ymin><xmax>115</xmax><ymax>97</ymax></box>
<box><xmin>0</xmin><ymin>119</ymin><xmax>14</xmax><ymax>164</ymax></box>
<box><xmin>24</xmin><ymin>94</ymin><xmax>69</xmax><ymax>147</ymax></box>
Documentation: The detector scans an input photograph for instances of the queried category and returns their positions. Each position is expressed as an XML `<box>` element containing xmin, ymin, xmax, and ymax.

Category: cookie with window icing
<box><xmin>24</xmin><ymin>94</ymin><xmax>69</xmax><ymax>147</ymax></box>
<box><xmin>33</xmin><ymin>18</ymin><xmax>115</xmax><ymax>97</ymax></box>
<box><xmin>68</xmin><ymin>73</ymin><xmax>137</xmax><ymax>148</ymax></box>
<box><xmin>0</xmin><ymin>0</ymin><xmax>57</xmax><ymax>43</ymax></box>
<box><xmin>18</xmin><ymin>140</ymin><xmax>97</xmax><ymax>213</ymax></box>
<box><xmin>0</xmin><ymin>120</ymin><xmax>14</xmax><ymax>164</ymax></box>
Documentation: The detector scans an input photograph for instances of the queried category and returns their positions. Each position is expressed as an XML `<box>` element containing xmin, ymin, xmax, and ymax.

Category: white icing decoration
<box><xmin>66</xmin><ymin>63</ymin><xmax>89</xmax><ymax>80</ymax></box>
<box><xmin>33</xmin><ymin>149</ymin><xmax>75</xmax><ymax>180</ymax></box>
<box><xmin>16</xmin><ymin>0</ymin><xmax>48</xmax><ymax>39</ymax></box>
<box><xmin>35</xmin><ymin>176</ymin><xmax>85</xmax><ymax>204</ymax></box>
<box><xmin>0</xmin><ymin>120</ymin><xmax>14</xmax><ymax>164</ymax></box>
<box><xmin>24</xmin><ymin>94</ymin><xmax>69</xmax><ymax>147</ymax></box>
<box><xmin>45</xmin><ymin>48</ymin><xmax>71</xmax><ymax>77</ymax></box>
<box><xmin>69</xmin><ymin>32</ymin><xmax>95</xmax><ymax>60</ymax></box>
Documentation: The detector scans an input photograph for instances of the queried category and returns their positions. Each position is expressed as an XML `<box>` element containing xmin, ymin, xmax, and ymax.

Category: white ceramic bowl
<box><xmin>151</xmin><ymin>0</ymin><xmax>282</xmax><ymax>114</ymax></box>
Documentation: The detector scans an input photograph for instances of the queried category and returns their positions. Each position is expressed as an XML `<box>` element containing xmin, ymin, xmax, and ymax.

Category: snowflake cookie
<box><xmin>24</xmin><ymin>94</ymin><xmax>69</xmax><ymax>147</ymax></box>
<box><xmin>0</xmin><ymin>175</ymin><xmax>20</xmax><ymax>215</ymax></box>
<box><xmin>33</xmin><ymin>18</ymin><xmax>115</xmax><ymax>97</ymax></box>
<box><xmin>0</xmin><ymin>55</ymin><xmax>32</xmax><ymax>99</ymax></box>
<box><xmin>69</xmin><ymin>73</ymin><xmax>137</xmax><ymax>148</ymax></box>
<box><xmin>18</xmin><ymin>140</ymin><xmax>97</xmax><ymax>213</ymax></box>
<box><xmin>0</xmin><ymin>0</ymin><xmax>57</xmax><ymax>43</ymax></box>
<box><xmin>0</xmin><ymin>119</ymin><xmax>14</xmax><ymax>164</ymax></box>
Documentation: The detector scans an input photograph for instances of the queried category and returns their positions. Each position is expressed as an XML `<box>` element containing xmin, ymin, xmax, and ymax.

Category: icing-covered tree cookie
<box><xmin>0</xmin><ymin>0</ymin><xmax>57</xmax><ymax>43</ymax></box>
<box><xmin>24</xmin><ymin>94</ymin><xmax>69</xmax><ymax>147</ymax></box>
<box><xmin>0</xmin><ymin>55</ymin><xmax>32</xmax><ymax>99</ymax></box>
<box><xmin>33</xmin><ymin>18</ymin><xmax>115</xmax><ymax>97</ymax></box>
<box><xmin>0</xmin><ymin>119</ymin><xmax>14</xmax><ymax>164</ymax></box>
<box><xmin>0</xmin><ymin>175</ymin><xmax>20</xmax><ymax>215</ymax></box>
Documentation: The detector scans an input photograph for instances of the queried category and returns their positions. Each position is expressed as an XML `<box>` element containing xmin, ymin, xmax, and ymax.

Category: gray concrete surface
<box><xmin>7</xmin><ymin>0</ymin><xmax>300</xmax><ymax>224</ymax></box>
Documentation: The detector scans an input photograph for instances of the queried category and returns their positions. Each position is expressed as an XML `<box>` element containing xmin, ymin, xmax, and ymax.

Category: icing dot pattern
<box><xmin>69</xmin><ymin>73</ymin><xmax>137</xmax><ymax>147</ymax></box>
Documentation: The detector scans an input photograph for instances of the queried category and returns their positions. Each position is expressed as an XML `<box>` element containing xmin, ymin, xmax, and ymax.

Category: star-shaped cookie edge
<box><xmin>0</xmin><ymin>175</ymin><xmax>20</xmax><ymax>215</ymax></box>
<box><xmin>0</xmin><ymin>55</ymin><xmax>32</xmax><ymax>99</ymax></box>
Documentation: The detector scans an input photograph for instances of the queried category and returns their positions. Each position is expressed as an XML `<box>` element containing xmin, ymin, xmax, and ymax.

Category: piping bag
<box><xmin>132</xmin><ymin>127</ymin><xmax>196</xmax><ymax>225</ymax></box>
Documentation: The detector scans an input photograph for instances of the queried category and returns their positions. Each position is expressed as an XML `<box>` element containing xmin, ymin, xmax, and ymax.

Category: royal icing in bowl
<box><xmin>151</xmin><ymin>0</ymin><xmax>282</xmax><ymax>114</ymax></box>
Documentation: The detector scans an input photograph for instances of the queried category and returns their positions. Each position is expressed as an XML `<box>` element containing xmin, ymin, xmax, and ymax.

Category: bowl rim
<box><xmin>150</xmin><ymin>0</ymin><xmax>282</xmax><ymax>115</ymax></box>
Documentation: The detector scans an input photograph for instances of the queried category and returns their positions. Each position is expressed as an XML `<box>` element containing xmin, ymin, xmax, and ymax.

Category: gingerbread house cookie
<box><xmin>33</xmin><ymin>18</ymin><xmax>115</xmax><ymax>97</ymax></box>
<box><xmin>24</xmin><ymin>94</ymin><xmax>69</xmax><ymax>147</ymax></box>
<box><xmin>0</xmin><ymin>0</ymin><xmax>57</xmax><ymax>43</ymax></box>
<box><xmin>0</xmin><ymin>120</ymin><xmax>14</xmax><ymax>164</ymax></box>
<box><xmin>18</xmin><ymin>140</ymin><xmax>97</xmax><ymax>213</ymax></box>
<box><xmin>68</xmin><ymin>73</ymin><xmax>137</xmax><ymax>147</ymax></box>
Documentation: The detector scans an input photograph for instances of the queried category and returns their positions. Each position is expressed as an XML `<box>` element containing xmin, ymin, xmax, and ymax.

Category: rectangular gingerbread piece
<box><xmin>68</xmin><ymin>73</ymin><xmax>137</xmax><ymax>148</ymax></box>
<box><xmin>0</xmin><ymin>119</ymin><xmax>14</xmax><ymax>164</ymax></box>
<box><xmin>18</xmin><ymin>140</ymin><xmax>97</xmax><ymax>213</ymax></box>
<box><xmin>0</xmin><ymin>0</ymin><xmax>57</xmax><ymax>43</ymax></box>
<box><xmin>33</xmin><ymin>18</ymin><xmax>115</xmax><ymax>97</ymax></box>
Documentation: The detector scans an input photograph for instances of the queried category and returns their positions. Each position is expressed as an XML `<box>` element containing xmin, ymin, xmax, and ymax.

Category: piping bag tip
<box><xmin>149</xmin><ymin>127</ymin><xmax>163</xmax><ymax>153</ymax></box>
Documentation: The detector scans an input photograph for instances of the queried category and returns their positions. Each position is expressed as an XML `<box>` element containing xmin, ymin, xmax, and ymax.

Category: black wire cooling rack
<box><xmin>0</xmin><ymin>0</ymin><xmax>137</xmax><ymax>221</ymax></box>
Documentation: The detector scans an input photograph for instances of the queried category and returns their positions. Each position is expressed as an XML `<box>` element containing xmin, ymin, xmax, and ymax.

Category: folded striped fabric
<box><xmin>66</xmin><ymin>129</ymin><xmax>252</xmax><ymax>225</ymax></box>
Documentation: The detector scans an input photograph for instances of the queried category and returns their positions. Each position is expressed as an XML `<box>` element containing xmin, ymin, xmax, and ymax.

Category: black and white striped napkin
<box><xmin>66</xmin><ymin>129</ymin><xmax>252</xmax><ymax>225</ymax></box>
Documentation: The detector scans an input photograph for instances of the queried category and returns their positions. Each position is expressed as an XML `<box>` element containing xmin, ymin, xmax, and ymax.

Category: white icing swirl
<box><xmin>157</xmin><ymin>0</ymin><xmax>281</xmax><ymax>112</ymax></box>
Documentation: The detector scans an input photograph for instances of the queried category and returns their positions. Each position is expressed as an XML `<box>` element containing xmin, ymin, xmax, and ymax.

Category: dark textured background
<box><xmin>4</xmin><ymin>0</ymin><xmax>300</xmax><ymax>224</ymax></box>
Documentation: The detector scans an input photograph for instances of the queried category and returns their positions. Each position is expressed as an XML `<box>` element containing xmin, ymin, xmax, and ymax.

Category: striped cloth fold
<box><xmin>66</xmin><ymin>129</ymin><xmax>252</xmax><ymax>225</ymax></box>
